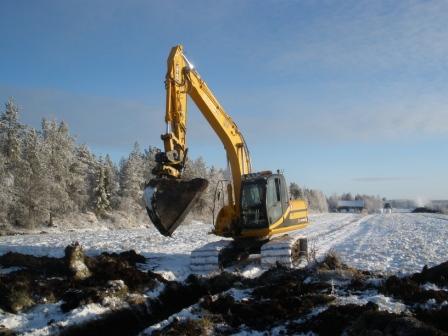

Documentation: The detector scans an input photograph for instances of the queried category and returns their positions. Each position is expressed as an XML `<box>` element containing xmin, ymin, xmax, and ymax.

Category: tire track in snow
<box><xmin>309</xmin><ymin>215</ymin><xmax>367</xmax><ymax>241</ymax></box>
<box><xmin>304</xmin><ymin>214</ymin><xmax>372</xmax><ymax>258</ymax></box>
<box><xmin>325</xmin><ymin>213</ymin><xmax>448</xmax><ymax>274</ymax></box>
<box><xmin>414</xmin><ymin>213</ymin><xmax>448</xmax><ymax>222</ymax></box>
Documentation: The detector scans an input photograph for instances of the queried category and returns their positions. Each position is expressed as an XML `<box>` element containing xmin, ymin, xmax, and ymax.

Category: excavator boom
<box><xmin>145</xmin><ymin>45</ymin><xmax>251</xmax><ymax>236</ymax></box>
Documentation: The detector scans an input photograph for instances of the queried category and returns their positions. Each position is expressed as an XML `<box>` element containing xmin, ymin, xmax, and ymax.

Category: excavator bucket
<box><xmin>144</xmin><ymin>178</ymin><xmax>209</xmax><ymax>236</ymax></box>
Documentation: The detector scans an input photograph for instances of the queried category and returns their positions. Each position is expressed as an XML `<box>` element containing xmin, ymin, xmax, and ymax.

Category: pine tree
<box><xmin>142</xmin><ymin>146</ymin><xmax>158</xmax><ymax>182</ymax></box>
<box><xmin>0</xmin><ymin>151</ymin><xmax>11</xmax><ymax>224</ymax></box>
<box><xmin>103</xmin><ymin>154</ymin><xmax>119</xmax><ymax>209</ymax></box>
<box><xmin>182</xmin><ymin>156</ymin><xmax>209</xmax><ymax>215</ymax></box>
<box><xmin>203</xmin><ymin>165</ymin><xmax>225</xmax><ymax>217</ymax></box>
<box><xmin>327</xmin><ymin>193</ymin><xmax>340</xmax><ymax>212</ymax></box>
<box><xmin>0</xmin><ymin>99</ymin><xmax>29</xmax><ymax>226</ymax></box>
<box><xmin>20</xmin><ymin>129</ymin><xmax>50</xmax><ymax>228</ymax></box>
<box><xmin>289</xmin><ymin>182</ymin><xmax>304</xmax><ymax>199</ymax></box>
<box><xmin>93</xmin><ymin>159</ymin><xmax>110</xmax><ymax>217</ymax></box>
<box><xmin>119</xmin><ymin>142</ymin><xmax>144</xmax><ymax>212</ymax></box>
<box><xmin>41</xmin><ymin>119</ymin><xmax>76</xmax><ymax>224</ymax></box>
<box><xmin>69</xmin><ymin>144</ymin><xmax>96</xmax><ymax>212</ymax></box>
<box><xmin>341</xmin><ymin>192</ymin><xmax>354</xmax><ymax>201</ymax></box>
<box><xmin>0</xmin><ymin>98</ymin><xmax>23</xmax><ymax>164</ymax></box>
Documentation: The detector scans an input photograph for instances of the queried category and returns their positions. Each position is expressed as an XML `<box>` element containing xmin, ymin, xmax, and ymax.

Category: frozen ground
<box><xmin>1</xmin><ymin>212</ymin><xmax>448</xmax><ymax>335</ymax></box>
<box><xmin>1</xmin><ymin>213</ymin><xmax>447</xmax><ymax>280</ymax></box>
<box><xmin>302</xmin><ymin>212</ymin><xmax>448</xmax><ymax>275</ymax></box>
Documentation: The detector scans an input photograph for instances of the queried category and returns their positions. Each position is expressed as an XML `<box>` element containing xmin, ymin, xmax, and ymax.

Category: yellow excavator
<box><xmin>144</xmin><ymin>45</ymin><xmax>309</xmax><ymax>271</ymax></box>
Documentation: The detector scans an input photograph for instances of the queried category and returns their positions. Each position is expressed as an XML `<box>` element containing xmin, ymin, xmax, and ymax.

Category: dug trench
<box><xmin>1</xmin><ymin>246</ymin><xmax>448</xmax><ymax>335</ymax></box>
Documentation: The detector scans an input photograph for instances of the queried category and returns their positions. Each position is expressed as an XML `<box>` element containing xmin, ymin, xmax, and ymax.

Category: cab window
<box><xmin>266</xmin><ymin>177</ymin><xmax>283</xmax><ymax>224</ymax></box>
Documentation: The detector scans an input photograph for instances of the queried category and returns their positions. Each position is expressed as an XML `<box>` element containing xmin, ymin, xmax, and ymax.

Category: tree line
<box><xmin>1</xmin><ymin>98</ymin><xmax>388</xmax><ymax>229</ymax></box>
<box><xmin>0</xmin><ymin>99</ymin><xmax>224</xmax><ymax>229</ymax></box>
<box><xmin>289</xmin><ymin>183</ymin><xmax>384</xmax><ymax>213</ymax></box>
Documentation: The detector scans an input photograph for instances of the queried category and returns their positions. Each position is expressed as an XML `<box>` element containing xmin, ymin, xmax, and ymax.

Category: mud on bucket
<box><xmin>144</xmin><ymin>178</ymin><xmax>209</xmax><ymax>236</ymax></box>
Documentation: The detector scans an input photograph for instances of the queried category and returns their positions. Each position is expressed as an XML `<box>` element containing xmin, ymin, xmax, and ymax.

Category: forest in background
<box><xmin>1</xmin><ymin>98</ymin><xmax>396</xmax><ymax>231</ymax></box>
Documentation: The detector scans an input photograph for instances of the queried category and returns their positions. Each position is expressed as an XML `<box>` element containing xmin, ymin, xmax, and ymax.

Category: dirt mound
<box><xmin>150</xmin><ymin>318</ymin><xmax>216</xmax><ymax>336</ymax></box>
<box><xmin>155</xmin><ymin>256</ymin><xmax>448</xmax><ymax>335</ymax></box>
<box><xmin>415</xmin><ymin>306</ymin><xmax>448</xmax><ymax>334</ymax></box>
<box><xmin>349</xmin><ymin>309</ymin><xmax>445</xmax><ymax>336</ymax></box>
<box><xmin>414</xmin><ymin>261</ymin><xmax>448</xmax><ymax>286</ymax></box>
<box><xmin>3</xmin><ymin>247</ymin><xmax>448</xmax><ymax>335</ymax></box>
<box><xmin>203</xmin><ymin>292</ymin><xmax>333</xmax><ymax>330</ymax></box>
<box><xmin>381</xmin><ymin>261</ymin><xmax>448</xmax><ymax>306</ymax></box>
<box><xmin>60</xmin><ymin>272</ymin><xmax>244</xmax><ymax>336</ymax></box>
<box><xmin>0</xmin><ymin>251</ymin><xmax>66</xmax><ymax>275</ymax></box>
<box><xmin>0</xmin><ymin>243</ymin><xmax>156</xmax><ymax>314</ymax></box>
<box><xmin>412</xmin><ymin>207</ymin><xmax>442</xmax><ymax>213</ymax></box>
<box><xmin>290</xmin><ymin>303</ymin><xmax>378</xmax><ymax>335</ymax></box>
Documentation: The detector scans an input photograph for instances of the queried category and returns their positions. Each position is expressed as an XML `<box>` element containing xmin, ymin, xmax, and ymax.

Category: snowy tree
<box><xmin>203</xmin><ymin>165</ymin><xmax>225</xmax><ymax>217</ymax></box>
<box><xmin>69</xmin><ymin>144</ymin><xmax>96</xmax><ymax>212</ymax></box>
<box><xmin>119</xmin><ymin>142</ymin><xmax>145</xmax><ymax>212</ymax></box>
<box><xmin>0</xmin><ymin>98</ymin><xmax>23</xmax><ymax>165</ymax></box>
<box><xmin>289</xmin><ymin>182</ymin><xmax>304</xmax><ymax>199</ymax></box>
<box><xmin>303</xmin><ymin>188</ymin><xmax>329</xmax><ymax>212</ymax></box>
<box><xmin>19</xmin><ymin>129</ymin><xmax>50</xmax><ymax>228</ymax></box>
<box><xmin>327</xmin><ymin>193</ymin><xmax>340</xmax><ymax>212</ymax></box>
<box><xmin>0</xmin><ymin>151</ymin><xmax>12</xmax><ymax>224</ymax></box>
<box><xmin>0</xmin><ymin>99</ymin><xmax>29</xmax><ymax>226</ymax></box>
<box><xmin>41</xmin><ymin>119</ymin><xmax>77</xmax><ymax>224</ymax></box>
<box><xmin>356</xmin><ymin>194</ymin><xmax>383</xmax><ymax>213</ymax></box>
<box><xmin>93</xmin><ymin>159</ymin><xmax>110</xmax><ymax>217</ymax></box>
<box><xmin>183</xmin><ymin>156</ymin><xmax>208</xmax><ymax>180</ymax></box>
<box><xmin>182</xmin><ymin>156</ymin><xmax>209</xmax><ymax>215</ymax></box>
<box><xmin>103</xmin><ymin>154</ymin><xmax>120</xmax><ymax>209</ymax></box>
<box><xmin>341</xmin><ymin>193</ymin><xmax>354</xmax><ymax>201</ymax></box>
<box><xmin>142</xmin><ymin>146</ymin><xmax>158</xmax><ymax>182</ymax></box>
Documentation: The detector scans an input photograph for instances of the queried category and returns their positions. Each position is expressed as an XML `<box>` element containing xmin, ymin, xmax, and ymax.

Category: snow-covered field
<box><xmin>1</xmin><ymin>212</ymin><xmax>448</xmax><ymax>335</ymax></box>
<box><xmin>1</xmin><ymin>213</ymin><xmax>447</xmax><ymax>279</ymax></box>
<box><xmin>0</xmin><ymin>213</ymin><xmax>448</xmax><ymax>280</ymax></box>
<box><xmin>302</xmin><ymin>212</ymin><xmax>448</xmax><ymax>275</ymax></box>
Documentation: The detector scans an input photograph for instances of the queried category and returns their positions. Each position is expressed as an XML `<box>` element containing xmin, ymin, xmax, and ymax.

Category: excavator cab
<box><xmin>240</xmin><ymin>172</ymin><xmax>290</xmax><ymax>230</ymax></box>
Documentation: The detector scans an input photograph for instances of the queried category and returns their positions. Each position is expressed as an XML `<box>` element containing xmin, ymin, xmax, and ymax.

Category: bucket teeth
<box><xmin>144</xmin><ymin>178</ymin><xmax>208</xmax><ymax>236</ymax></box>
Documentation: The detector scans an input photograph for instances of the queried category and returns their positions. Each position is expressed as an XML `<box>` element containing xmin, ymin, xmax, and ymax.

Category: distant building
<box><xmin>337</xmin><ymin>200</ymin><xmax>365</xmax><ymax>213</ymax></box>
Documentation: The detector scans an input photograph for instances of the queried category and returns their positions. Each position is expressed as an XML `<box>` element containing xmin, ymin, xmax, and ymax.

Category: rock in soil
<box><xmin>65</xmin><ymin>242</ymin><xmax>92</xmax><ymax>281</ymax></box>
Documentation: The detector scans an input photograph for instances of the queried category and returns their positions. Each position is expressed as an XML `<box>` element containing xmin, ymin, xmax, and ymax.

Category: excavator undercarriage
<box><xmin>190</xmin><ymin>235</ymin><xmax>308</xmax><ymax>272</ymax></box>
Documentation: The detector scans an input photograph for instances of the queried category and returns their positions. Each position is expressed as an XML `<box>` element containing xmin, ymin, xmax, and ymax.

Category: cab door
<box><xmin>266</xmin><ymin>176</ymin><xmax>284</xmax><ymax>225</ymax></box>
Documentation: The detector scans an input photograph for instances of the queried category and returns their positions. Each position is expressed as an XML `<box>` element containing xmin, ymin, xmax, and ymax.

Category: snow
<box><xmin>421</xmin><ymin>282</ymin><xmax>448</xmax><ymax>292</ymax></box>
<box><xmin>1</xmin><ymin>212</ymin><xmax>448</xmax><ymax>334</ymax></box>
<box><xmin>0</xmin><ymin>302</ymin><xmax>110</xmax><ymax>336</ymax></box>
<box><xmin>0</xmin><ymin>220</ymin><xmax>225</xmax><ymax>280</ymax></box>
<box><xmin>334</xmin><ymin>292</ymin><xmax>407</xmax><ymax>314</ymax></box>
<box><xmin>140</xmin><ymin>302</ymin><xmax>201</xmax><ymax>335</ymax></box>
<box><xmin>1</xmin><ymin>213</ymin><xmax>447</xmax><ymax>279</ymax></box>
<box><xmin>144</xmin><ymin>281</ymin><xmax>166</xmax><ymax>299</ymax></box>
<box><xmin>0</xmin><ymin>266</ymin><xmax>22</xmax><ymax>274</ymax></box>
<box><xmin>300</xmin><ymin>212</ymin><xmax>448</xmax><ymax>274</ymax></box>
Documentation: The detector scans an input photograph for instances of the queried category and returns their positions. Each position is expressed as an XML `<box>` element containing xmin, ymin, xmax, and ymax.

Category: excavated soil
<box><xmin>1</xmin><ymin>248</ymin><xmax>448</xmax><ymax>335</ymax></box>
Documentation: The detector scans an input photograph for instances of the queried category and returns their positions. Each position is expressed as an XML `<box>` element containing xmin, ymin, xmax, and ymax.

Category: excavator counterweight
<box><xmin>144</xmin><ymin>178</ymin><xmax>208</xmax><ymax>236</ymax></box>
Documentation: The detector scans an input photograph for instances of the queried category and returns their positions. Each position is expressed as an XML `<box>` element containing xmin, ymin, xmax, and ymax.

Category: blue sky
<box><xmin>1</xmin><ymin>0</ymin><xmax>447</xmax><ymax>199</ymax></box>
